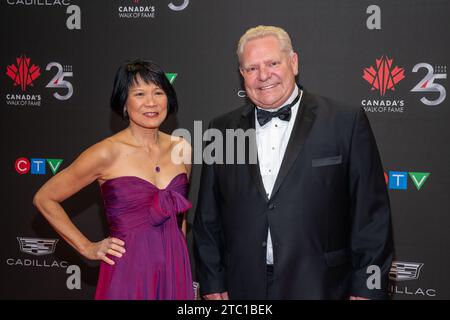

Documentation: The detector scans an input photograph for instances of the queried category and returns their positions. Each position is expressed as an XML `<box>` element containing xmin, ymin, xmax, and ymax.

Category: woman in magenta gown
<box><xmin>33</xmin><ymin>60</ymin><xmax>194</xmax><ymax>300</ymax></box>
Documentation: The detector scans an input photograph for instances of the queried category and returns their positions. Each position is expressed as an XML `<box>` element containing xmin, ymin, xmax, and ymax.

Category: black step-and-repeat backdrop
<box><xmin>1</xmin><ymin>0</ymin><xmax>449</xmax><ymax>299</ymax></box>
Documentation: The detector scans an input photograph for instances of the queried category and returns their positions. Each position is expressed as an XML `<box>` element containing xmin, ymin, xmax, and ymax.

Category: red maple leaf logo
<box><xmin>363</xmin><ymin>56</ymin><xmax>405</xmax><ymax>96</ymax></box>
<box><xmin>6</xmin><ymin>55</ymin><xmax>41</xmax><ymax>92</ymax></box>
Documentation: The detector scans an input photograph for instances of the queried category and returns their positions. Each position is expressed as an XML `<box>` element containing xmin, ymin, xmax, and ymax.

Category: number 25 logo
<box><xmin>411</xmin><ymin>63</ymin><xmax>446</xmax><ymax>106</ymax></box>
<box><xmin>45</xmin><ymin>62</ymin><xmax>74</xmax><ymax>101</ymax></box>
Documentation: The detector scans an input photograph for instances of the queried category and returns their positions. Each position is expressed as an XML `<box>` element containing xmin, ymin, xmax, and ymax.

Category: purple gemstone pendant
<box><xmin>155</xmin><ymin>166</ymin><xmax>161</xmax><ymax>173</ymax></box>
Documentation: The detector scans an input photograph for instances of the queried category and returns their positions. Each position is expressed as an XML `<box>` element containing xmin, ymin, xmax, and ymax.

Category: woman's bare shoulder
<box><xmin>77</xmin><ymin>132</ymin><xmax>126</xmax><ymax>166</ymax></box>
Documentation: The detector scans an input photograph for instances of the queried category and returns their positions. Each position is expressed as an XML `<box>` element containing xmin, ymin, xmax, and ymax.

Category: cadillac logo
<box><xmin>17</xmin><ymin>237</ymin><xmax>59</xmax><ymax>256</ymax></box>
<box><xmin>389</xmin><ymin>261</ymin><xmax>424</xmax><ymax>281</ymax></box>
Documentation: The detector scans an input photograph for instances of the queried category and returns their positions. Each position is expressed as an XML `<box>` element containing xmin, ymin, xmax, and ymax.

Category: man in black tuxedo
<box><xmin>193</xmin><ymin>25</ymin><xmax>393</xmax><ymax>300</ymax></box>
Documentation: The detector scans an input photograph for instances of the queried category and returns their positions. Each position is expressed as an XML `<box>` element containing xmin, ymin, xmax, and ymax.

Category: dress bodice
<box><xmin>100</xmin><ymin>173</ymin><xmax>192</xmax><ymax>235</ymax></box>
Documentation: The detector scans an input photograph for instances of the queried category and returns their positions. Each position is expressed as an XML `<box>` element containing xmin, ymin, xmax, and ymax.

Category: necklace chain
<box><xmin>129</xmin><ymin>128</ymin><xmax>161</xmax><ymax>173</ymax></box>
<box><xmin>153</xmin><ymin>133</ymin><xmax>161</xmax><ymax>173</ymax></box>
<box><xmin>154</xmin><ymin>133</ymin><xmax>161</xmax><ymax>173</ymax></box>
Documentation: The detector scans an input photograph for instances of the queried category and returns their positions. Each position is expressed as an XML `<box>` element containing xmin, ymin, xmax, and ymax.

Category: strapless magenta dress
<box><xmin>94</xmin><ymin>173</ymin><xmax>194</xmax><ymax>300</ymax></box>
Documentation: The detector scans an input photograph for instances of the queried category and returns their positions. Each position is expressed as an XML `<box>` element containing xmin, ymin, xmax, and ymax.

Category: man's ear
<box><xmin>291</xmin><ymin>52</ymin><xmax>299</xmax><ymax>76</ymax></box>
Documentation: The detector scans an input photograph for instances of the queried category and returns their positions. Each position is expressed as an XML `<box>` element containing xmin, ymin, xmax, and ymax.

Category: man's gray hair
<box><xmin>237</xmin><ymin>25</ymin><xmax>294</xmax><ymax>63</ymax></box>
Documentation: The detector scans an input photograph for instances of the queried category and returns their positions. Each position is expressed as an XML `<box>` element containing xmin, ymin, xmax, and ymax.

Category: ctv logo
<box><xmin>15</xmin><ymin>157</ymin><xmax>63</xmax><ymax>175</ymax></box>
<box><xmin>385</xmin><ymin>171</ymin><xmax>430</xmax><ymax>190</ymax></box>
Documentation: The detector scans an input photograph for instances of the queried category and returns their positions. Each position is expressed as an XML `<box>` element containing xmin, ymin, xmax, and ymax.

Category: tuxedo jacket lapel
<box><xmin>270</xmin><ymin>91</ymin><xmax>317</xmax><ymax>199</ymax></box>
<box><xmin>239</xmin><ymin>105</ymin><xmax>269</xmax><ymax>202</ymax></box>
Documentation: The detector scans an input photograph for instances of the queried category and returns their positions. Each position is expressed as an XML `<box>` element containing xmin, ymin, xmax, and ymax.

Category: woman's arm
<box><xmin>33</xmin><ymin>140</ymin><xmax>125</xmax><ymax>265</ymax></box>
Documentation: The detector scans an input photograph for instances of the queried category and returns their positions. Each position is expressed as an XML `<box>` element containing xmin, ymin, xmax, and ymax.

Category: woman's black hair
<box><xmin>110</xmin><ymin>59</ymin><xmax>178</xmax><ymax>119</ymax></box>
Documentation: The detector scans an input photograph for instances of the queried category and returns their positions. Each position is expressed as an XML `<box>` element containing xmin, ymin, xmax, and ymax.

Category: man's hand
<box><xmin>349</xmin><ymin>296</ymin><xmax>369</xmax><ymax>300</ymax></box>
<box><xmin>203</xmin><ymin>292</ymin><xmax>229</xmax><ymax>300</ymax></box>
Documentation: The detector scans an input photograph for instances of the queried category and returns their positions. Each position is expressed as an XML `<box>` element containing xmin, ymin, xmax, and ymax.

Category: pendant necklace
<box><xmin>154</xmin><ymin>134</ymin><xmax>161</xmax><ymax>173</ymax></box>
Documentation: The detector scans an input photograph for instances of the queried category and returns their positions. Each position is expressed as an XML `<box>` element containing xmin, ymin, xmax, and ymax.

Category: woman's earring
<box><xmin>123</xmin><ymin>106</ymin><xmax>128</xmax><ymax>119</ymax></box>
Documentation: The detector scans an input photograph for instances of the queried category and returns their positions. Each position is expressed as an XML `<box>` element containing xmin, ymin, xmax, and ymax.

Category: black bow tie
<box><xmin>256</xmin><ymin>94</ymin><xmax>300</xmax><ymax>127</ymax></box>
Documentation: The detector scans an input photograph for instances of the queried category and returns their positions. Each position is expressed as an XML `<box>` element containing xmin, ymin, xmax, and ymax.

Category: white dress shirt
<box><xmin>255</xmin><ymin>85</ymin><xmax>302</xmax><ymax>265</ymax></box>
